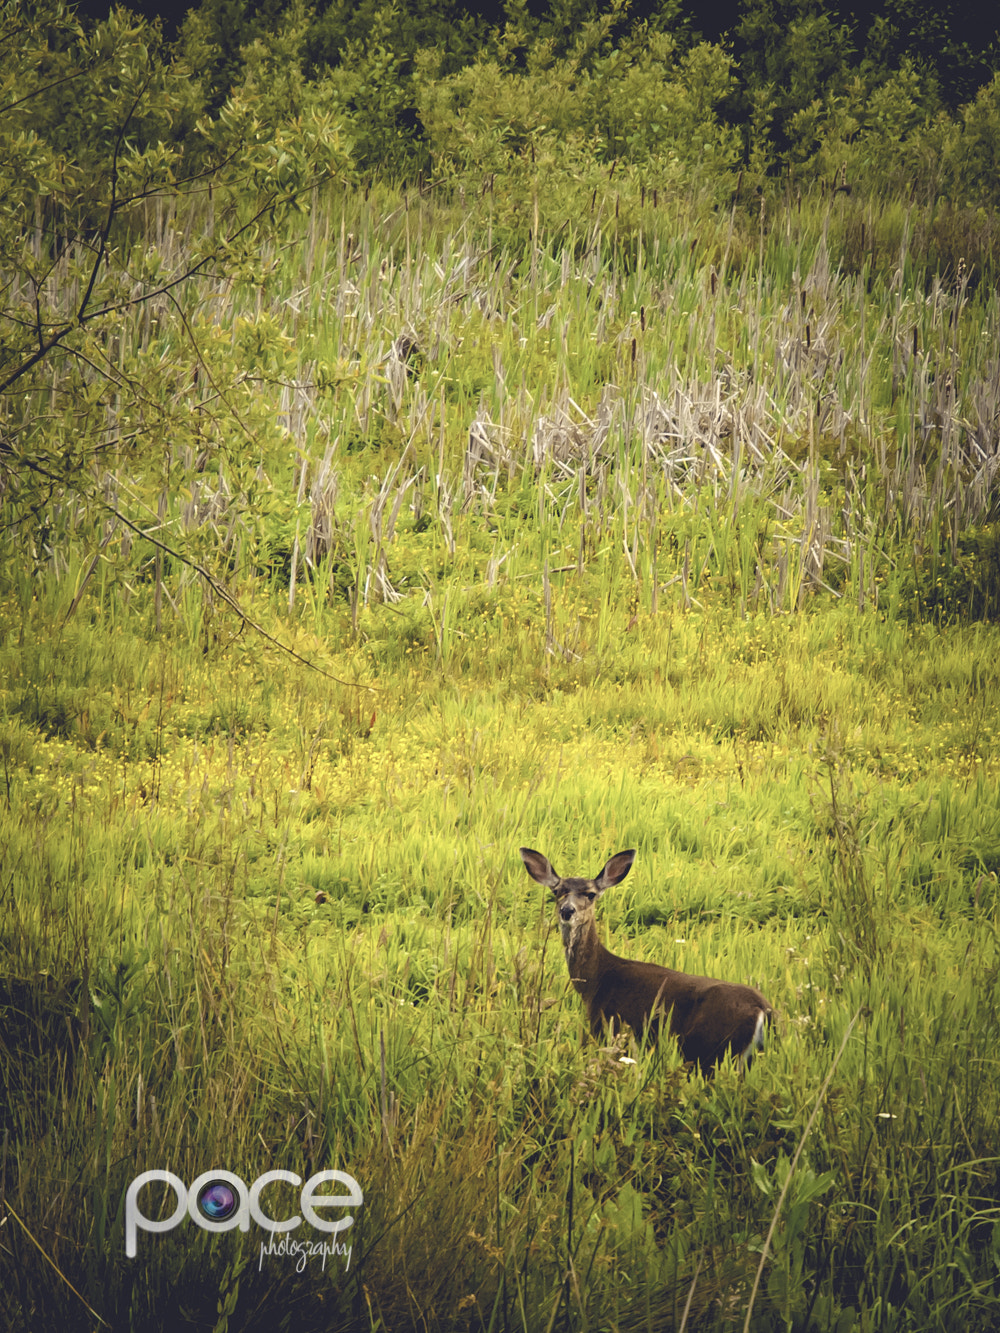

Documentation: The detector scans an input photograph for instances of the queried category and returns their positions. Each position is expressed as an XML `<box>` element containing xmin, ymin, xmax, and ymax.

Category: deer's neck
<box><xmin>562</xmin><ymin>915</ymin><xmax>604</xmax><ymax>993</ymax></box>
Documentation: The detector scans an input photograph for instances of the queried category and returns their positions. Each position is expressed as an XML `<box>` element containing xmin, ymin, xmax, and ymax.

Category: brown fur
<box><xmin>520</xmin><ymin>847</ymin><xmax>772</xmax><ymax>1074</ymax></box>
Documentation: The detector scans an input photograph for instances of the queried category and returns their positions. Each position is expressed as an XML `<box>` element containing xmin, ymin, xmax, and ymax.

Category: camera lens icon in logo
<box><xmin>196</xmin><ymin>1179</ymin><xmax>241</xmax><ymax>1223</ymax></box>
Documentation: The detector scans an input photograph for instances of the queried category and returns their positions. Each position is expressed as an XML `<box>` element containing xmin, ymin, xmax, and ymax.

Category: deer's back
<box><xmin>591</xmin><ymin>954</ymin><xmax>771</xmax><ymax>1069</ymax></box>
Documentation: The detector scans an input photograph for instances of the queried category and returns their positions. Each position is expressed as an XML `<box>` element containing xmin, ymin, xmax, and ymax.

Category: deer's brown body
<box><xmin>520</xmin><ymin>847</ymin><xmax>772</xmax><ymax>1073</ymax></box>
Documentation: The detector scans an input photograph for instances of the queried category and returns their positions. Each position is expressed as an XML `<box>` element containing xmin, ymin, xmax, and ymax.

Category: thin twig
<box><xmin>16</xmin><ymin>453</ymin><xmax>377</xmax><ymax>690</ymax></box>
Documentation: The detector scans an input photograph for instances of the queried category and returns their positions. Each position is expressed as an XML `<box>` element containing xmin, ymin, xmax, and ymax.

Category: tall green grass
<box><xmin>2</xmin><ymin>587</ymin><xmax>998</xmax><ymax>1330</ymax></box>
<box><xmin>2</xmin><ymin>179</ymin><xmax>1000</xmax><ymax>1330</ymax></box>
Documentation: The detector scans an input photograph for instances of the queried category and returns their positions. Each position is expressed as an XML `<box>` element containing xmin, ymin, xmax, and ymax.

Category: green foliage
<box><xmin>0</xmin><ymin>5</ymin><xmax>190</xmax><ymax>244</ymax></box>
<box><xmin>0</xmin><ymin>0</ymin><xmax>352</xmax><ymax>625</ymax></box>
<box><xmin>304</xmin><ymin>0</ymin><xmax>489</xmax><ymax>75</ymax></box>
<box><xmin>2</xmin><ymin>579</ymin><xmax>1000</xmax><ymax>1330</ymax></box>
<box><xmin>205</xmin><ymin>3</ymin><xmax>354</xmax><ymax>188</ymax></box>
<box><xmin>900</xmin><ymin>527</ymin><xmax>1000</xmax><ymax>623</ymax></box>
<box><xmin>947</xmin><ymin>72</ymin><xmax>1000</xmax><ymax>206</ymax></box>
<box><xmin>3</xmin><ymin>7</ymin><xmax>1000</xmax><ymax>1328</ymax></box>
<box><xmin>734</xmin><ymin>0</ymin><xmax>856</xmax><ymax>160</ymax></box>
<box><xmin>313</xmin><ymin>2</ymin><xmax>429</xmax><ymax>177</ymax></box>
<box><xmin>750</xmin><ymin>1151</ymin><xmax>838</xmax><ymax>1325</ymax></box>
<box><xmin>415</xmin><ymin>15</ymin><xmax>740</xmax><ymax>232</ymax></box>
<box><xmin>866</xmin><ymin>0</ymin><xmax>999</xmax><ymax>110</ymax></box>
<box><xmin>586</xmin><ymin>33</ymin><xmax>740</xmax><ymax>177</ymax></box>
<box><xmin>173</xmin><ymin>0</ymin><xmax>294</xmax><ymax>109</ymax></box>
<box><xmin>785</xmin><ymin>61</ymin><xmax>942</xmax><ymax>191</ymax></box>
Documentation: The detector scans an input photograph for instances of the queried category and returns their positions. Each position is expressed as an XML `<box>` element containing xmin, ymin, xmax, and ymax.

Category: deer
<box><xmin>520</xmin><ymin>847</ymin><xmax>772</xmax><ymax>1074</ymax></box>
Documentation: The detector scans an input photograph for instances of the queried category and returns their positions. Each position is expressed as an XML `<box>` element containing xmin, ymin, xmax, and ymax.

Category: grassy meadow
<box><xmin>2</xmin><ymin>179</ymin><xmax>1000</xmax><ymax>1331</ymax></box>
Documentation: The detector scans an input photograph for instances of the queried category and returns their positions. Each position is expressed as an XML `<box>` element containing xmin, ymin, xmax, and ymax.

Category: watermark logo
<box><xmin>125</xmin><ymin>1168</ymin><xmax>363</xmax><ymax>1269</ymax></box>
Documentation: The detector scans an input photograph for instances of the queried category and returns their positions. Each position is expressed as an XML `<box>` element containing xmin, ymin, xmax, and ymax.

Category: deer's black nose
<box><xmin>560</xmin><ymin>903</ymin><xmax>575</xmax><ymax>922</ymax></box>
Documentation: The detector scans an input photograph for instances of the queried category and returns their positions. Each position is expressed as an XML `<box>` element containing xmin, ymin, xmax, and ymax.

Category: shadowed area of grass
<box><xmin>2</xmin><ymin>179</ymin><xmax>1000</xmax><ymax>1331</ymax></box>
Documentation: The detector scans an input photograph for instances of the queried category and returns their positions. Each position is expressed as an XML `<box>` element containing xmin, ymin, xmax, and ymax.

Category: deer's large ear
<box><xmin>596</xmin><ymin>849</ymin><xmax>636</xmax><ymax>890</ymax></box>
<box><xmin>520</xmin><ymin>848</ymin><xmax>560</xmax><ymax>888</ymax></box>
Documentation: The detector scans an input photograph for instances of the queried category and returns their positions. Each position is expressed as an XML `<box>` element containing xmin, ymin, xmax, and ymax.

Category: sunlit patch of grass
<box><xmin>3</xmin><ymin>182</ymin><xmax>1000</xmax><ymax>1330</ymax></box>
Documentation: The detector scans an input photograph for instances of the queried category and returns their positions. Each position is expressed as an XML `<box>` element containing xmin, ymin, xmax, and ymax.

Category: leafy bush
<box><xmin>947</xmin><ymin>71</ymin><xmax>1000</xmax><ymax>207</ymax></box>
<box><xmin>415</xmin><ymin>15</ymin><xmax>739</xmax><ymax>232</ymax></box>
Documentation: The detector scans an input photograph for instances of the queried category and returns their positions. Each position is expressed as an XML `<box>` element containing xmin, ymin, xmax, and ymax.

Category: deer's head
<box><xmin>520</xmin><ymin>847</ymin><xmax>636</xmax><ymax>951</ymax></box>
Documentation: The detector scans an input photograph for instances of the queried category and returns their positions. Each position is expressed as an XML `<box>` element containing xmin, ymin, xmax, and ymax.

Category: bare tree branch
<box><xmin>8</xmin><ymin>452</ymin><xmax>377</xmax><ymax>691</ymax></box>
